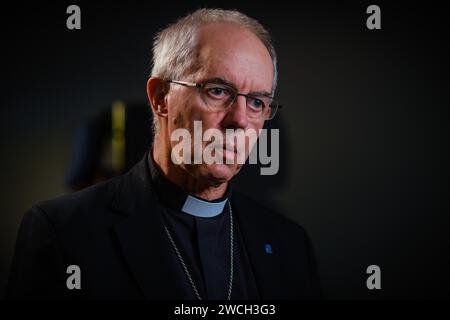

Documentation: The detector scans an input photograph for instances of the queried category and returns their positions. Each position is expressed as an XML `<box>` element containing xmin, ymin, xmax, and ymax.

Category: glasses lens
<box><xmin>200</xmin><ymin>82</ymin><xmax>279</xmax><ymax>120</ymax></box>
<box><xmin>201</xmin><ymin>83</ymin><xmax>235</xmax><ymax>109</ymax></box>
<box><xmin>267</xmin><ymin>100</ymin><xmax>279</xmax><ymax>120</ymax></box>
<box><xmin>247</xmin><ymin>96</ymin><xmax>279</xmax><ymax>120</ymax></box>
<box><xmin>246</xmin><ymin>95</ymin><xmax>271</xmax><ymax>119</ymax></box>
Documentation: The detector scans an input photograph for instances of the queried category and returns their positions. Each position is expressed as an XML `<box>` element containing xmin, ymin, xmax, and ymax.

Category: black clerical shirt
<box><xmin>148</xmin><ymin>156</ymin><xmax>260</xmax><ymax>300</ymax></box>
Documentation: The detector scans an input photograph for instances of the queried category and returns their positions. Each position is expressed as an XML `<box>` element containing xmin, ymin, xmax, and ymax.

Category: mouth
<box><xmin>204</xmin><ymin>141</ymin><xmax>243</xmax><ymax>162</ymax></box>
<box><xmin>219</xmin><ymin>144</ymin><xmax>237</xmax><ymax>159</ymax></box>
<box><xmin>223</xmin><ymin>143</ymin><xmax>237</xmax><ymax>153</ymax></box>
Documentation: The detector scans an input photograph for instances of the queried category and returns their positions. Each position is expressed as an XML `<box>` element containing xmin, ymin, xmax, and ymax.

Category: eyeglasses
<box><xmin>167</xmin><ymin>80</ymin><xmax>282</xmax><ymax>120</ymax></box>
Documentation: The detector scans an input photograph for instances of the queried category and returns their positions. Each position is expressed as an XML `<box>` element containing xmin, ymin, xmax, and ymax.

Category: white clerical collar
<box><xmin>148</xmin><ymin>151</ymin><xmax>230</xmax><ymax>218</ymax></box>
<box><xmin>181</xmin><ymin>195</ymin><xmax>228</xmax><ymax>218</ymax></box>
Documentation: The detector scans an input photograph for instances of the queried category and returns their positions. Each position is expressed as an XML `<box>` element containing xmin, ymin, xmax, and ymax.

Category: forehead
<box><xmin>192</xmin><ymin>22</ymin><xmax>274</xmax><ymax>92</ymax></box>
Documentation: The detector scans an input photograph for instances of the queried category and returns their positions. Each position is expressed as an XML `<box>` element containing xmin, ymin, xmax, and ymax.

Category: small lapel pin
<box><xmin>264</xmin><ymin>244</ymin><xmax>273</xmax><ymax>254</ymax></box>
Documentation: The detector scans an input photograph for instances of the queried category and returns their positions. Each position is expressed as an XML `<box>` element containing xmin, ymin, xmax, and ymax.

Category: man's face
<box><xmin>165</xmin><ymin>22</ymin><xmax>274</xmax><ymax>186</ymax></box>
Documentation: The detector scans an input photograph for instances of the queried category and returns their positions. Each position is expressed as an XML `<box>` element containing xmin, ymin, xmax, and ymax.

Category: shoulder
<box><xmin>29</xmin><ymin>175</ymin><xmax>122</xmax><ymax>229</ymax></box>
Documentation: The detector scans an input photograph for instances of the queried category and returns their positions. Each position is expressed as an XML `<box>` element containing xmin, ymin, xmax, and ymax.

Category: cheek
<box><xmin>167</xmin><ymin>90</ymin><xmax>229</xmax><ymax>133</ymax></box>
<box><xmin>169</xmin><ymin>114</ymin><xmax>183</xmax><ymax>137</ymax></box>
<box><xmin>245</xmin><ymin>123</ymin><xmax>265</xmax><ymax>152</ymax></box>
<box><xmin>167</xmin><ymin>92</ymin><xmax>192</xmax><ymax>131</ymax></box>
<box><xmin>183</xmin><ymin>101</ymin><xmax>226</xmax><ymax>134</ymax></box>
<box><xmin>191</xmin><ymin>110</ymin><xmax>223</xmax><ymax>131</ymax></box>
<box><xmin>252</xmin><ymin>122</ymin><xmax>265</xmax><ymax>136</ymax></box>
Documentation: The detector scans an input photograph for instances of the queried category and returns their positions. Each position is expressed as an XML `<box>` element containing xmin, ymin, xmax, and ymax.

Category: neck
<box><xmin>152</xmin><ymin>136</ymin><xmax>228</xmax><ymax>201</ymax></box>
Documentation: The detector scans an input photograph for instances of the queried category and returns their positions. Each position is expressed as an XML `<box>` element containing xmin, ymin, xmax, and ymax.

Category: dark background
<box><xmin>0</xmin><ymin>1</ymin><xmax>449</xmax><ymax>299</ymax></box>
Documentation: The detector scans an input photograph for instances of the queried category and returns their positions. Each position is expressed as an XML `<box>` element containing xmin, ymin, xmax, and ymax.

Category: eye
<box><xmin>209</xmin><ymin>87</ymin><xmax>226</xmax><ymax>96</ymax></box>
<box><xmin>248</xmin><ymin>97</ymin><xmax>265</xmax><ymax>110</ymax></box>
<box><xmin>204</xmin><ymin>85</ymin><xmax>232</xmax><ymax>100</ymax></box>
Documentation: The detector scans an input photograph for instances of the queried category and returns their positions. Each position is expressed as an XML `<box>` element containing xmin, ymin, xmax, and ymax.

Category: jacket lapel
<box><xmin>110</xmin><ymin>156</ymin><xmax>190</xmax><ymax>299</ymax></box>
<box><xmin>231</xmin><ymin>193</ymin><xmax>282</xmax><ymax>299</ymax></box>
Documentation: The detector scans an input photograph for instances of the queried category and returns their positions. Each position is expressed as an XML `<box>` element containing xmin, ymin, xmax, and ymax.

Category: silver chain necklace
<box><xmin>163</xmin><ymin>202</ymin><xmax>234</xmax><ymax>300</ymax></box>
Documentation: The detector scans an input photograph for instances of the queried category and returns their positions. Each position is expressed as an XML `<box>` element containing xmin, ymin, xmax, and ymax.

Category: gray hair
<box><xmin>150</xmin><ymin>8</ymin><xmax>278</xmax><ymax>135</ymax></box>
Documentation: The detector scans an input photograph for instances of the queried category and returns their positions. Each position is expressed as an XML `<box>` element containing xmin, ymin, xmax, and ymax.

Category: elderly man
<box><xmin>7</xmin><ymin>9</ymin><xmax>321</xmax><ymax>299</ymax></box>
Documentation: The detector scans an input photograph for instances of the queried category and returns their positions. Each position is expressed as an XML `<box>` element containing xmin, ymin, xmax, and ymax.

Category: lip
<box><xmin>208</xmin><ymin>143</ymin><xmax>239</xmax><ymax>158</ymax></box>
<box><xmin>221</xmin><ymin>148</ymin><xmax>237</xmax><ymax>160</ymax></box>
<box><xmin>223</xmin><ymin>144</ymin><xmax>237</xmax><ymax>153</ymax></box>
<box><xmin>213</xmin><ymin>144</ymin><xmax>237</xmax><ymax>158</ymax></box>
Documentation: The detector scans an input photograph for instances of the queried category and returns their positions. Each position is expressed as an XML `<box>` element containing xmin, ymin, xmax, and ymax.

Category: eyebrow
<box><xmin>201</xmin><ymin>77</ymin><xmax>273</xmax><ymax>98</ymax></box>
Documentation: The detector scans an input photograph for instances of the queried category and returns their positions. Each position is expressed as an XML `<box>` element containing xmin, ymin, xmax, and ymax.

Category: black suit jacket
<box><xmin>7</xmin><ymin>155</ymin><xmax>322</xmax><ymax>299</ymax></box>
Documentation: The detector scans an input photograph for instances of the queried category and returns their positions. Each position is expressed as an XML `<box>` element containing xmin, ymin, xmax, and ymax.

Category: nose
<box><xmin>221</xmin><ymin>95</ymin><xmax>248</xmax><ymax>130</ymax></box>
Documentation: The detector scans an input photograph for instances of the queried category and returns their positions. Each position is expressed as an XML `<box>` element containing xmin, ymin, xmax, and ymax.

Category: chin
<box><xmin>202</xmin><ymin>163</ymin><xmax>237</xmax><ymax>185</ymax></box>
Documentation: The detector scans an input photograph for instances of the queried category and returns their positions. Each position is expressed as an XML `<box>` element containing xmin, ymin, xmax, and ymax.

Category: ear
<box><xmin>146</xmin><ymin>77</ymin><xmax>168</xmax><ymax>117</ymax></box>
